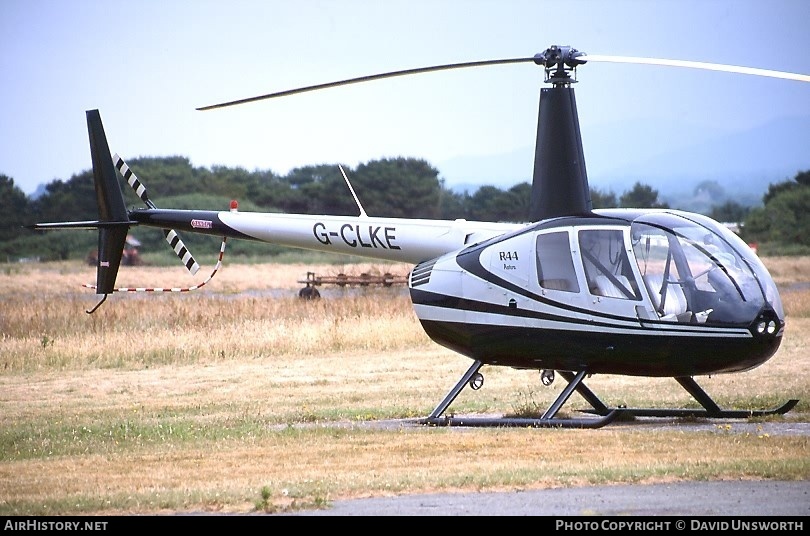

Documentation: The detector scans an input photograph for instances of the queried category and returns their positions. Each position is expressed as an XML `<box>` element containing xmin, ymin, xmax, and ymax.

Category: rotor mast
<box><xmin>529</xmin><ymin>45</ymin><xmax>593</xmax><ymax>221</ymax></box>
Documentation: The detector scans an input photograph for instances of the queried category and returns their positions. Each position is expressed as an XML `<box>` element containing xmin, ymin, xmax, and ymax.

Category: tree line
<box><xmin>1</xmin><ymin>156</ymin><xmax>807</xmax><ymax>261</ymax></box>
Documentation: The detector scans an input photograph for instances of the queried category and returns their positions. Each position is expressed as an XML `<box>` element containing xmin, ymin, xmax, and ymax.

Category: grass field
<box><xmin>1</xmin><ymin>256</ymin><xmax>808</xmax><ymax>515</ymax></box>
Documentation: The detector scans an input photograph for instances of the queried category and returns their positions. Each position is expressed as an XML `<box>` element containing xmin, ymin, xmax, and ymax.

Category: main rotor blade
<box><xmin>579</xmin><ymin>54</ymin><xmax>810</xmax><ymax>83</ymax></box>
<box><xmin>196</xmin><ymin>57</ymin><xmax>536</xmax><ymax>111</ymax></box>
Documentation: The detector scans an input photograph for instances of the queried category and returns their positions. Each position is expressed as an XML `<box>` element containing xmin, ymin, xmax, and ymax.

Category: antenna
<box><xmin>339</xmin><ymin>164</ymin><xmax>368</xmax><ymax>217</ymax></box>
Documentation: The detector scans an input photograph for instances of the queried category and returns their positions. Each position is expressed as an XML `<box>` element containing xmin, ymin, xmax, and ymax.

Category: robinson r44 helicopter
<box><xmin>32</xmin><ymin>45</ymin><xmax>809</xmax><ymax>428</ymax></box>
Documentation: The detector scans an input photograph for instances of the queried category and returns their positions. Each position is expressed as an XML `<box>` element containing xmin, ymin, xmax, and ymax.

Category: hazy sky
<box><xmin>2</xmin><ymin>0</ymin><xmax>809</xmax><ymax>195</ymax></box>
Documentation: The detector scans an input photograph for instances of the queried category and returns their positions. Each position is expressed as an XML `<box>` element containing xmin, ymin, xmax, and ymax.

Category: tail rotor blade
<box><xmin>164</xmin><ymin>229</ymin><xmax>200</xmax><ymax>276</ymax></box>
<box><xmin>113</xmin><ymin>153</ymin><xmax>156</xmax><ymax>209</ymax></box>
<box><xmin>113</xmin><ymin>154</ymin><xmax>200</xmax><ymax>275</ymax></box>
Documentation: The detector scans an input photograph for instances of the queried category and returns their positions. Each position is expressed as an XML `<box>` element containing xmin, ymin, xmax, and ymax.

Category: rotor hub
<box><xmin>534</xmin><ymin>45</ymin><xmax>587</xmax><ymax>85</ymax></box>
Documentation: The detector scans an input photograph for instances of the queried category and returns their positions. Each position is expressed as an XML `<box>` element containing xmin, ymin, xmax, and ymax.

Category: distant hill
<box><xmin>29</xmin><ymin>183</ymin><xmax>48</xmax><ymax>200</ymax></box>
<box><xmin>437</xmin><ymin>115</ymin><xmax>810</xmax><ymax>210</ymax></box>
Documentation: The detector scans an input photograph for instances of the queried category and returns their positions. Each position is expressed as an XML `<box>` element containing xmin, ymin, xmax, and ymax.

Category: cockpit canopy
<box><xmin>532</xmin><ymin>212</ymin><xmax>783</xmax><ymax>328</ymax></box>
<box><xmin>630</xmin><ymin>212</ymin><xmax>782</xmax><ymax>326</ymax></box>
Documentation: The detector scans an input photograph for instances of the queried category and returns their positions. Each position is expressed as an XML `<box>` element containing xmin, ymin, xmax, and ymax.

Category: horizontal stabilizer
<box><xmin>29</xmin><ymin>220</ymin><xmax>133</xmax><ymax>231</ymax></box>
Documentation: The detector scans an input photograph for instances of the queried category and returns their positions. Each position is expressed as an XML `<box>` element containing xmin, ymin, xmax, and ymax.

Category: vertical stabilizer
<box><xmin>86</xmin><ymin>110</ymin><xmax>129</xmax><ymax>295</ymax></box>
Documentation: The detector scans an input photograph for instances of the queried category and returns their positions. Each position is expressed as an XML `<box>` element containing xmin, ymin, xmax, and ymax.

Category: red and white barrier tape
<box><xmin>83</xmin><ymin>237</ymin><xmax>226</xmax><ymax>293</ymax></box>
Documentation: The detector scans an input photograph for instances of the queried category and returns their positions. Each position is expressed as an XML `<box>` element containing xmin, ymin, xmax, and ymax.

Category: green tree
<box><xmin>122</xmin><ymin>156</ymin><xmax>197</xmax><ymax>197</ymax></box>
<box><xmin>709</xmin><ymin>200</ymin><xmax>750</xmax><ymax>223</ymax></box>
<box><xmin>619</xmin><ymin>182</ymin><xmax>669</xmax><ymax>209</ymax></box>
<box><xmin>507</xmin><ymin>182</ymin><xmax>532</xmax><ymax>222</ymax></box>
<box><xmin>290</xmin><ymin>164</ymin><xmax>349</xmax><ymax>214</ymax></box>
<box><xmin>0</xmin><ymin>174</ymin><xmax>29</xmax><ymax>243</ymax></box>
<box><xmin>352</xmin><ymin>158</ymin><xmax>443</xmax><ymax>218</ymax></box>
<box><xmin>742</xmin><ymin>170</ymin><xmax>810</xmax><ymax>250</ymax></box>
<box><xmin>761</xmin><ymin>170</ymin><xmax>810</xmax><ymax>204</ymax></box>
<box><xmin>590</xmin><ymin>187</ymin><xmax>618</xmax><ymax>209</ymax></box>
<box><xmin>30</xmin><ymin>170</ymin><xmax>98</xmax><ymax>223</ymax></box>
<box><xmin>243</xmin><ymin>169</ymin><xmax>288</xmax><ymax>210</ymax></box>
<box><xmin>437</xmin><ymin>181</ymin><xmax>467</xmax><ymax>220</ymax></box>
<box><xmin>466</xmin><ymin>186</ymin><xmax>513</xmax><ymax>221</ymax></box>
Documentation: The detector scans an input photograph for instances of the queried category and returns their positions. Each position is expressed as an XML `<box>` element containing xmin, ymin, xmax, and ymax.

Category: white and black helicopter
<box><xmin>32</xmin><ymin>45</ymin><xmax>808</xmax><ymax>428</ymax></box>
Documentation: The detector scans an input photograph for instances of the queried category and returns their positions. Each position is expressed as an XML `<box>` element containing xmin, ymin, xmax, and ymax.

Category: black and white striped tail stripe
<box><xmin>113</xmin><ymin>153</ymin><xmax>200</xmax><ymax>275</ymax></box>
<box><xmin>164</xmin><ymin>229</ymin><xmax>200</xmax><ymax>275</ymax></box>
<box><xmin>113</xmin><ymin>153</ymin><xmax>154</xmax><ymax>209</ymax></box>
<box><xmin>83</xmin><ymin>238</ymin><xmax>226</xmax><ymax>293</ymax></box>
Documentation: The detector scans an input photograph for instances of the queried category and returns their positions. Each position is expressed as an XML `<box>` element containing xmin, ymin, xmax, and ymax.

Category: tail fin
<box><xmin>31</xmin><ymin>110</ymin><xmax>215</xmax><ymax>313</ymax></box>
<box><xmin>87</xmin><ymin>109</ymin><xmax>131</xmax><ymax>297</ymax></box>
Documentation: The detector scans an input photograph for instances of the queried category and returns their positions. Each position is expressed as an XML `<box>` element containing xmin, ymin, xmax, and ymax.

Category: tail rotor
<box><xmin>81</xmin><ymin>154</ymin><xmax>226</xmax><ymax>302</ymax></box>
<box><xmin>113</xmin><ymin>154</ymin><xmax>201</xmax><ymax>276</ymax></box>
<box><xmin>29</xmin><ymin>110</ymin><xmax>221</xmax><ymax>314</ymax></box>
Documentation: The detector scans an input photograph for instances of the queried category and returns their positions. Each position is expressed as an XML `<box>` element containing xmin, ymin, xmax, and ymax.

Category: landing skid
<box><xmin>569</xmin><ymin>372</ymin><xmax>799</xmax><ymax>419</ymax></box>
<box><xmin>420</xmin><ymin>361</ymin><xmax>618</xmax><ymax>429</ymax></box>
<box><xmin>420</xmin><ymin>362</ymin><xmax>798</xmax><ymax>429</ymax></box>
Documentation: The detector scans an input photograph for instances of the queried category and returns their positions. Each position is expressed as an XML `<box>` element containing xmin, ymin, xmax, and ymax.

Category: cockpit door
<box><xmin>575</xmin><ymin>227</ymin><xmax>646</xmax><ymax>319</ymax></box>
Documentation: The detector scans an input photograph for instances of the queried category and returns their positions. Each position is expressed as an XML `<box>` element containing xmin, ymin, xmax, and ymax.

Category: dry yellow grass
<box><xmin>763</xmin><ymin>255</ymin><xmax>810</xmax><ymax>286</ymax></box>
<box><xmin>0</xmin><ymin>256</ymin><xmax>808</xmax><ymax>515</ymax></box>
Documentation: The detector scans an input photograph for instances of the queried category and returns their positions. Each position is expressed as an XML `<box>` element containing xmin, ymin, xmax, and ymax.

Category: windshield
<box><xmin>630</xmin><ymin>213</ymin><xmax>782</xmax><ymax>325</ymax></box>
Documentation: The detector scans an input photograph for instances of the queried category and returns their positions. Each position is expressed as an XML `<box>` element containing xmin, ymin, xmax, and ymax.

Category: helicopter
<box><xmin>31</xmin><ymin>45</ymin><xmax>808</xmax><ymax>428</ymax></box>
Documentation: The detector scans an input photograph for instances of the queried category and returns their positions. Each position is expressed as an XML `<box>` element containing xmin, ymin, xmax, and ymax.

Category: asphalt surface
<box><xmin>280</xmin><ymin>480</ymin><xmax>810</xmax><ymax>516</ymax></box>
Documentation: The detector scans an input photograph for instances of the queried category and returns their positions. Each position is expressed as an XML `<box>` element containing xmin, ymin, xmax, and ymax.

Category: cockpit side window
<box><xmin>536</xmin><ymin>231</ymin><xmax>580</xmax><ymax>293</ymax></box>
<box><xmin>631</xmin><ymin>224</ymin><xmax>693</xmax><ymax>321</ymax></box>
<box><xmin>578</xmin><ymin>229</ymin><xmax>640</xmax><ymax>300</ymax></box>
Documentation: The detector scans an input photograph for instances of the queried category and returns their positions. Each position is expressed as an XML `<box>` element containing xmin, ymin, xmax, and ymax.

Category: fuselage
<box><xmin>128</xmin><ymin>205</ymin><xmax>784</xmax><ymax>377</ymax></box>
<box><xmin>409</xmin><ymin>209</ymin><xmax>784</xmax><ymax>377</ymax></box>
